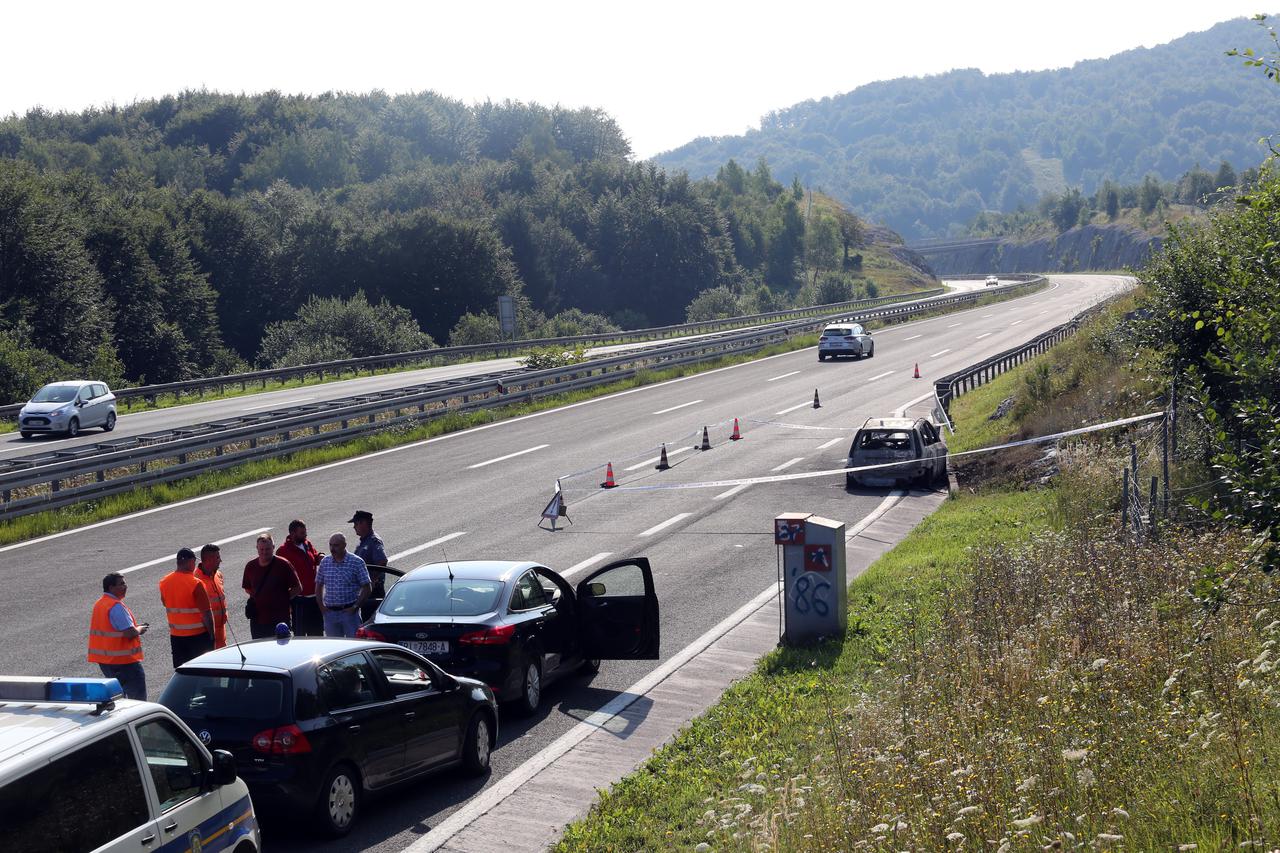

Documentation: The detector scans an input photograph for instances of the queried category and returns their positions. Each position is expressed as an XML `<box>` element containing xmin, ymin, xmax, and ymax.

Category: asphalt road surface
<box><xmin>0</xmin><ymin>274</ymin><xmax>1130</xmax><ymax>852</ymax></box>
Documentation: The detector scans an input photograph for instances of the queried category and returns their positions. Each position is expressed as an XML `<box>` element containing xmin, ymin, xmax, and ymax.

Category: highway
<box><xmin>0</xmin><ymin>274</ymin><xmax>1129</xmax><ymax>851</ymax></box>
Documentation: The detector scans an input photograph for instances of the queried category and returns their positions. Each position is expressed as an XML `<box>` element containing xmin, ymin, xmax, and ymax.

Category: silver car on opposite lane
<box><xmin>18</xmin><ymin>381</ymin><xmax>117</xmax><ymax>438</ymax></box>
<box><xmin>818</xmin><ymin>323</ymin><xmax>874</xmax><ymax>361</ymax></box>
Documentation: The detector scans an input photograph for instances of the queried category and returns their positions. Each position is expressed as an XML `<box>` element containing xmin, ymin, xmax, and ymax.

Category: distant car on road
<box><xmin>818</xmin><ymin>323</ymin><xmax>874</xmax><ymax>361</ymax></box>
<box><xmin>846</xmin><ymin>417</ymin><xmax>948</xmax><ymax>488</ymax></box>
<box><xmin>985</xmin><ymin>275</ymin><xmax>1000</xmax><ymax>286</ymax></box>
<box><xmin>357</xmin><ymin>558</ymin><xmax>660</xmax><ymax>716</ymax></box>
<box><xmin>159</xmin><ymin>638</ymin><xmax>497</xmax><ymax>838</ymax></box>
<box><xmin>18</xmin><ymin>380</ymin><xmax>117</xmax><ymax>438</ymax></box>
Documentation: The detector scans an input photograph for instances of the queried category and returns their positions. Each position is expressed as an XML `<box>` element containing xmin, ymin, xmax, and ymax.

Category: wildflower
<box><xmin>1095</xmin><ymin>833</ymin><xmax>1123</xmax><ymax>844</ymax></box>
<box><xmin>1012</xmin><ymin>815</ymin><xmax>1042</xmax><ymax>828</ymax></box>
<box><xmin>1111</xmin><ymin>807</ymin><xmax>1130</xmax><ymax>819</ymax></box>
<box><xmin>1062</xmin><ymin>748</ymin><xmax>1089</xmax><ymax>762</ymax></box>
<box><xmin>1016</xmin><ymin>775</ymin><xmax>1039</xmax><ymax>792</ymax></box>
<box><xmin>1089</xmin><ymin>658</ymin><xmax>1109</xmax><ymax>671</ymax></box>
<box><xmin>957</xmin><ymin>806</ymin><xmax>982</xmax><ymax>817</ymax></box>
<box><xmin>1177</xmin><ymin>844</ymin><xmax>1197</xmax><ymax>851</ymax></box>
<box><xmin>946</xmin><ymin>831</ymin><xmax>965</xmax><ymax>842</ymax></box>
<box><xmin>870</xmin><ymin>823</ymin><xmax>891</xmax><ymax>834</ymax></box>
<box><xmin>695</xmin><ymin>845</ymin><xmax>712</xmax><ymax>853</ymax></box>
<box><xmin>1076</xmin><ymin>768</ymin><xmax>1097</xmax><ymax>787</ymax></box>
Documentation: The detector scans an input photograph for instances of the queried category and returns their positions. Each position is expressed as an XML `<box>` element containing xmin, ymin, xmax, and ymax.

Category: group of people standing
<box><xmin>87</xmin><ymin>510</ymin><xmax>389</xmax><ymax>701</ymax></box>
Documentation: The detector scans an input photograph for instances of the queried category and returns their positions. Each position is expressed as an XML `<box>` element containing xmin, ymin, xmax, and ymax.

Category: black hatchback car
<box><xmin>357</xmin><ymin>557</ymin><xmax>660</xmax><ymax>715</ymax></box>
<box><xmin>158</xmin><ymin>637</ymin><xmax>497</xmax><ymax>838</ymax></box>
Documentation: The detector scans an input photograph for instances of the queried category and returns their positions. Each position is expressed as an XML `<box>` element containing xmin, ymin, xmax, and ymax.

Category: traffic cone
<box><xmin>699</xmin><ymin>426</ymin><xmax>712</xmax><ymax>451</ymax></box>
<box><xmin>730</xmin><ymin>418</ymin><xmax>743</xmax><ymax>441</ymax></box>
<box><xmin>913</xmin><ymin>363</ymin><xmax>921</xmax><ymax>379</ymax></box>
<box><xmin>655</xmin><ymin>444</ymin><xmax>671</xmax><ymax>470</ymax></box>
<box><xmin>600</xmin><ymin>462</ymin><xmax>617</xmax><ymax>489</ymax></box>
<box><xmin>813</xmin><ymin>389</ymin><xmax>821</xmax><ymax>409</ymax></box>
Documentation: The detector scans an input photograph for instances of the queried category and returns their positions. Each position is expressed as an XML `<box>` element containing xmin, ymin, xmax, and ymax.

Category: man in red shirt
<box><xmin>242</xmin><ymin>533</ymin><xmax>301</xmax><ymax>639</ymax></box>
<box><xmin>277</xmin><ymin>519</ymin><xmax>323</xmax><ymax>636</ymax></box>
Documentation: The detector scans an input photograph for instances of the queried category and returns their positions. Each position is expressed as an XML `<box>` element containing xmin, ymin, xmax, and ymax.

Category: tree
<box><xmin>804</xmin><ymin>211</ymin><xmax>840</xmax><ymax>284</ymax></box>
<box><xmin>1104</xmin><ymin>187</ymin><xmax>1120</xmax><ymax>220</ymax></box>
<box><xmin>685</xmin><ymin>286</ymin><xmax>740</xmax><ymax>321</ymax></box>
<box><xmin>1138</xmin><ymin>176</ymin><xmax>1165</xmax><ymax>215</ymax></box>
<box><xmin>257</xmin><ymin>291</ymin><xmax>434</xmax><ymax>367</ymax></box>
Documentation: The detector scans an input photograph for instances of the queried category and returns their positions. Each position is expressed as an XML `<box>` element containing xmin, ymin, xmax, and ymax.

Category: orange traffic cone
<box><xmin>600</xmin><ymin>462</ymin><xmax>618</xmax><ymax>489</ymax></box>
<box><xmin>655</xmin><ymin>444</ymin><xmax>671</xmax><ymax>470</ymax></box>
<box><xmin>699</xmin><ymin>426</ymin><xmax>712</xmax><ymax>451</ymax></box>
<box><xmin>913</xmin><ymin>363</ymin><xmax>921</xmax><ymax>379</ymax></box>
<box><xmin>813</xmin><ymin>389</ymin><xmax>821</xmax><ymax>409</ymax></box>
<box><xmin>730</xmin><ymin>418</ymin><xmax>743</xmax><ymax>441</ymax></box>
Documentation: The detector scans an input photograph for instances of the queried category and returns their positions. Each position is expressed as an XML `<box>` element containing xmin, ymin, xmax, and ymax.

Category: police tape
<box><xmin>568</xmin><ymin>410</ymin><xmax>1166</xmax><ymax>492</ymax></box>
<box><xmin>746</xmin><ymin>418</ymin><xmax>846</xmax><ymax>431</ymax></box>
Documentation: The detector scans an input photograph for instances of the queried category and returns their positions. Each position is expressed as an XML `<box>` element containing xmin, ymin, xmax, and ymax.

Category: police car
<box><xmin>0</xmin><ymin>676</ymin><xmax>260</xmax><ymax>853</ymax></box>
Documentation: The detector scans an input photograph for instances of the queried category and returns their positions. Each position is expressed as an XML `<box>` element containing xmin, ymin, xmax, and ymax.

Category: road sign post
<box><xmin>775</xmin><ymin>513</ymin><xmax>846</xmax><ymax>645</ymax></box>
<box><xmin>497</xmin><ymin>295</ymin><xmax>516</xmax><ymax>340</ymax></box>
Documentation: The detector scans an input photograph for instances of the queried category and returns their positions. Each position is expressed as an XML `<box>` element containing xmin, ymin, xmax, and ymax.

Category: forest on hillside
<box><xmin>656</xmin><ymin>17</ymin><xmax>1279</xmax><ymax>240</ymax></box>
<box><xmin>0</xmin><ymin>93</ymin><xmax>899</xmax><ymax>399</ymax></box>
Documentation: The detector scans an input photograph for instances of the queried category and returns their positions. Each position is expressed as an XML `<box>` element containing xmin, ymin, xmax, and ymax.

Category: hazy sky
<box><xmin>3</xmin><ymin>1</ymin><xmax>1269</xmax><ymax>158</ymax></box>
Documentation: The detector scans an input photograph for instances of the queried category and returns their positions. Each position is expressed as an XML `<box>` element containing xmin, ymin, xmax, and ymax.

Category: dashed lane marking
<box><xmin>120</xmin><ymin>527</ymin><xmax>270</xmax><ymax>575</ymax></box>
<box><xmin>563</xmin><ymin>552</ymin><xmax>613</xmax><ymax>578</ymax></box>
<box><xmin>651</xmin><ymin>400</ymin><xmax>703</xmax><ymax>415</ymax></box>
<box><xmin>389</xmin><ymin>531</ymin><xmax>468</xmax><ymax>565</ymax></box>
<box><xmin>639</xmin><ymin>513</ymin><xmax>692</xmax><ymax>537</ymax></box>
<box><xmin>766</xmin><ymin>371</ymin><xmax>800</xmax><ymax>382</ymax></box>
<box><xmin>771</xmin><ymin>457</ymin><xmax>804</xmax><ymax>472</ymax></box>
<box><xmin>625</xmin><ymin>446</ymin><xmax>693</xmax><ymax>471</ymax></box>
<box><xmin>467</xmin><ymin>444</ymin><xmax>549</xmax><ymax>469</ymax></box>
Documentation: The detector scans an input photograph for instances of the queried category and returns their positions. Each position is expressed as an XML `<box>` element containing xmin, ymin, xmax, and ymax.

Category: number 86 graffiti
<box><xmin>791</xmin><ymin>574</ymin><xmax>831</xmax><ymax>617</ymax></box>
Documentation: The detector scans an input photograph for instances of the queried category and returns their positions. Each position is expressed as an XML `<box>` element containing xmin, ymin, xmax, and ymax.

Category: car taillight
<box><xmin>251</xmin><ymin>724</ymin><xmax>312</xmax><ymax>755</ymax></box>
<box><xmin>459</xmin><ymin>623</ymin><xmax>516</xmax><ymax>645</ymax></box>
<box><xmin>355</xmin><ymin>626</ymin><xmax>387</xmax><ymax>641</ymax></box>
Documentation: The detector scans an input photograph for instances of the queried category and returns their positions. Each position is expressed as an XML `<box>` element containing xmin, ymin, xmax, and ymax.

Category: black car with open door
<box><xmin>358</xmin><ymin>558</ymin><xmax>659</xmax><ymax>715</ymax></box>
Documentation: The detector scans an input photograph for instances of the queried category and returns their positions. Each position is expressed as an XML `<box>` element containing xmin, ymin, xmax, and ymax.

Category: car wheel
<box><xmin>461</xmin><ymin>713</ymin><xmax>493</xmax><ymax>776</ymax></box>
<box><xmin>102</xmin><ymin>411</ymin><xmax>116</xmax><ymax>432</ymax></box>
<box><xmin>20</xmin><ymin>431</ymin><xmax>32</xmax><ymax>439</ymax></box>
<box><xmin>817</xmin><ymin>353</ymin><xmax>826</xmax><ymax>362</ymax></box>
<box><xmin>314</xmin><ymin>762</ymin><xmax>360</xmax><ymax>837</ymax></box>
<box><xmin>867</xmin><ymin>343</ymin><xmax>874</xmax><ymax>358</ymax></box>
<box><xmin>846</xmin><ymin>474</ymin><xmax>856</xmax><ymax>489</ymax></box>
<box><xmin>65</xmin><ymin>417</ymin><xmax>80</xmax><ymax>438</ymax></box>
<box><xmin>579</xmin><ymin>657</ymin><xmax>601</xmax><ymax>675</ymax></box>
<box><xmin>514</xmin><ymin>657</ymin><xmax>542</xmax><ymax>716</ymax></box>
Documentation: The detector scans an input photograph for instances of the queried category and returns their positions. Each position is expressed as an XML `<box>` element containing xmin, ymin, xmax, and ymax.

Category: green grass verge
<box><xmin>0</xmin><ymin>335</ymin><xmax>818</xmax><ymax>547</ymax></box>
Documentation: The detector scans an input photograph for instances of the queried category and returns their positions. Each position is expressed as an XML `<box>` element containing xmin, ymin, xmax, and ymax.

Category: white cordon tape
<box><xmin>574</xmin><ymin>411</ymin><xmax>1166</xmax><ymax>492</ymax></box>
<box><xmin>746</xmin><ymin>418</ymin><xmax>846</xmax><ymax>431</ymax></box>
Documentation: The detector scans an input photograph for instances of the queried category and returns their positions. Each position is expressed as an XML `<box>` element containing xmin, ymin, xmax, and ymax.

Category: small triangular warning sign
<box><xmin>539</xmin><ymin>482</ymin><xmax>571</xmax><ymax>530</ymax></box>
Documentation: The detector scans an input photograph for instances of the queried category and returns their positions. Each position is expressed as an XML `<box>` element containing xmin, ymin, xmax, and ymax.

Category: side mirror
<box><xmin>75</xmin><ymin>399</ymin><xmax>87</xmax><ymax>407</ymax></box>
<box><xmin>210</xmin><ymin>749</ymin><xmax>238</xmax><ymax>786</ymax></box>
<box><xmin>585</xmin><ymin>581</ymin><xmax>607</xmax><ymax>597</ymax></box>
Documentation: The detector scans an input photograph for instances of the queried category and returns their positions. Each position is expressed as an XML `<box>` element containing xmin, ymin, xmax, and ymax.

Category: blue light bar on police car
<box><xmin>0</xmin><ymin>676</ymin><xmax>124</xmax><ymax>704</ymax></box>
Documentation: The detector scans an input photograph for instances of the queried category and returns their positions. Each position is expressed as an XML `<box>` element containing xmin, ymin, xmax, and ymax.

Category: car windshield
<box><xmin>160</xmin><ymin>672</ymin><xmax>286</xmax><ymax>720</ymax></box>
<box><xmin>855</xmin><ymin>429</ymin><xmax>915</xmax><ymax>452</ymax></box>
<box><xmin>381</xmin><ymin>577</ymin><xmax>504</xmax><ymax>617</ymax></box>
<box><xmin>30</xmin><ymin>385</ymin><xmax>79</xmax><ymax>403</ymax></box>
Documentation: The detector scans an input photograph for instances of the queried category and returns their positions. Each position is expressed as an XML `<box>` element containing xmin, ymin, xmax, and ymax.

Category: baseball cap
<box><xmin>176</xmin><ymin>547</ymin><xmax>196</xmax><ymax>561</ymax></box>
<box><xmin>348</xmin><ymin>510</ymin><xmax>374</xmax><ymax>524</ymax></box>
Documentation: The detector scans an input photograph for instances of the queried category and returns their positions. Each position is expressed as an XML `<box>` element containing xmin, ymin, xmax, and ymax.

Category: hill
<box><xmin>654</xmin><ymin>17</ymin><xmax>1278</xmax><ymax>239</ymax></box>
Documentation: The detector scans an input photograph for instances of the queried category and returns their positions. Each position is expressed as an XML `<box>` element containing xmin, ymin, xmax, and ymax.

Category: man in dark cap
<box><xmin>158</xmin><ymin>547</ymin><xmax>214</xmax><ymax>667</ymax></box>
<box><xmin>349</xmin><ymin>510</ymin><xmax>387</xmax><ymax>619</ymax></box>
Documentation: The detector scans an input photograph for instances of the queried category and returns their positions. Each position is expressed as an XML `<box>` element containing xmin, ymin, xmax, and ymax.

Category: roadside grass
<box><xmin>0</xmin><ymin>335</ymin><xmax>817</xmax><ymax>547</ymax></box>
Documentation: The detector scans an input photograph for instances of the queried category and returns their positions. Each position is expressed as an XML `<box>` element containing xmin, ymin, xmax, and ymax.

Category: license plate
<box><xmin>403</xmin><ymin>640</ymin><xmax>449</xmax><ymax>655</ymax></box>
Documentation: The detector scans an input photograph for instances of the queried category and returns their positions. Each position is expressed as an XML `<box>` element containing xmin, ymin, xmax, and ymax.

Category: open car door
<box><xmin>360</xmin><ymin>565</ymin><xmax>404</xmax><ymax>622</ymax></box>
<box><xmin>575</xmin><ymin>558</ymin><xmax>659</xmax><ymax>660</ymax></box>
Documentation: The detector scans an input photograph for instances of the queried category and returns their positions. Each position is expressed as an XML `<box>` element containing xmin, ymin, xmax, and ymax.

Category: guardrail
<box><xmin>0</xmin><ymin>279</ymin><xmax>1045</xmax><ymax>520</ymax></box>
<box><xmin>932</xmin><ymin>294</ymin><xmax>1110</xmax><ymax>431</ymax></box>
<box><xmin>0</xmin><ymin>289</ymin><xmax>947</xmax><ymax>419</ymax></box>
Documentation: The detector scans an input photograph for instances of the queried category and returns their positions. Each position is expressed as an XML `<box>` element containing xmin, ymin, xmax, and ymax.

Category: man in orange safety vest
<box><xmin>87</xmin><ymin>572</ymin><xmax>149</xmax><ymax>700</ymax></box>
<box><xmin>158</xmin><ymin>547</ymin><xmax>214</xmax><ymax>668</ymax></box>
<box><xmin>197</xmin><ymin>543</ymin><xmax>228</xmax><ymax>648</ymax></box>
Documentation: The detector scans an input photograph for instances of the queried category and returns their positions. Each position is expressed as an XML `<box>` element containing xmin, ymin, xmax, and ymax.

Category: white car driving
<box><xmin>818</xmin><ymin>323</ymin><xmax>874</xmax><ymax>361</ymax></box>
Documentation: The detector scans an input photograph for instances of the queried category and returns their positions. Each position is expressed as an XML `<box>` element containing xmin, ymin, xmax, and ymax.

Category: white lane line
<box><xmin>976</xmin><ymin>332</ymin><xmax>993</xmax><ymax>340</ymax></box>
<box><xmin>242</xmin><ymin>397</ymin><xmax>311</xmax><ymax>411</ymax></box>
<box><xmin>639</xmin><ymin>513</ymin><xmax>692</xmax><ymax>537</ymax></box>
<box><xmin>562</xmin><ymin>552</ymin><xmax>613</xmax><ymax>579</ymax></box>
<box><xmin>771</xmin><ymin>457</ymin><xmax>804</xmax><ymax>472</ymax></box>
<box><xmin>389</xmin><ymin>531</ymin><xmax>467</xmax><ymax>564</ymax></box>
<box><xmin>775</xmin><ymin>400</ymin><xmax>813</xmax><ymax>416</ymax></box>
<box><xmin>466</xmin><ymin>444</ymin><xmax>549</xmax><ymax>469</ymax></box>
<box><xmin>981</xmin><ymin>313</ymin><xmax>995</xmax><ymax>318</ymax></box>
<box><xmin>766</xmin><ymin>371</ymin><xmax>800</xmax><ymax>382</ymax></box>
<box><xmin>866</xmin><ymin>370</ymin><xmax>895</xmax><ymax>382</ymax></box>
<box><xmin>625</xmin><ymin>446</ymin><xmax>692</xmax><ymax>471</ymax></box>
<box><xmin>713</xmin><ymin>483</ymin><xmax>750</xmax><ymax>500</ymax></box>
<box><xmin>893</xmin><ymin>391</ymin><xmax>937</xmax><ymax>418</ymax></box>
<box><xmin>929</xmin><ymin>349</ymin><xmax>951</xmax><ymax>358</ymax></box>
<box><xmin>120</xmin><ymin>527</ymin><xmax>270</xmax><ymax>575</ymax></box>
<box><xmin>947</xmin><ymin>322</ymin><xmax>961</xmax><ymax>328</ymax></box>
<box><xmin>818</xmin><ymin>435</ymin><xmax>845</xmax><ymax>450</ymax></box>
<box><xmin>903</xmin><ymin>334</ymin><xmax>922</xmax><ymax>341</ymax></box>
<box><xmin>402</xmin><ymin>580</ymin><xmax>785</xmax><ymax>853</ymax></box>
<box><xmin>651</xmin><ymin>399</ymin><xmax>703</xmax><ymax>415</ymax></box>
<box><xmin>1009</xmin><ymin>319</ymin><xmax>1023</xmax><ymax>326</ymax></box>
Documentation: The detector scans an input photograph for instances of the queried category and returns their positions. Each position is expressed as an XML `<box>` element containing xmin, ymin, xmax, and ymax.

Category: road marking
<box><xmin>713</xmin><ymin>484</ymin><xmax>750</xmax><ymax>500</ymax></box>
<box><xmin>467</xmin><ymin>444</ymin><xmax>549</xmax><ymax>469</ymax></box>
<box><xmin>639</xmin><ymin>513</ymin><xmax>692</xmax><ymax>537</ymax></box>
<box><xmin>866</xmin><ymin>370</ymin><xmax>895</xmax><ymax>382</ymax></box>
<box><xmin>903</xmin><ymin>334</ymin><xmax>922</xmax><ymax>341</ymax></box>
<box><xmin>929</xmin><ymin>349</ymin><xmax>951</xmax><ymax>358</ymax></box>
<box><xmin>651</xmin><ymin>399</ymin><xmax>703</xmax><ymax>415</ymax></box>
<box><xmin>1009</xmin><ymin>319</ymin><xmax>1023</xmax><ymax>326</ymax></box>
<box><xmin>625</xmin><ymin>446</ymin><xmax>692</xmax><ymax>471</ymax></box>
<box><xmin>242</xmin><ymin>397</ymin><xmax>311</xmax><ymax>411</ymax></box>
<box><xmin>389</xmin><ymin>531</ymin><xmax>467</xmax><ymax>564</ymax></box>
<box><xmin>771</xmin><ymin>457</ymin><xmax>804</xmax><ymax>472</ymax></box>
<box><xmin>981</xmin><ymin>313</ymin><xmax>994</xmax><ymax>318</ymax></box>
<box><xmin>120</xmin><ymin>527</ymin><xmax>270</xmax><ymax>575</ymax></box>
<box><xmin>775</xmin><ymin>400</ymin><xmax>813</xmax><ymax>415</ymax></box>
<box><xmin>766</xmin><ymin>371</ymin><xmax>800</xmax><ymax>382</ymax></box>
<box><xmin>818</xmin><ymin>435</ymin><xmax>845</xmax><ymax>450</ymax></box>
<box><xmin>976</xmin><ymin>332</ymin><xmax>993</xmax><ymax>339</ymax></box>
<box><xmin>401</xmin><ymin>579</ymin><xmax>786</xmax><ymax>853</ymax></box>
<box><xmin>893</xmin><ymin>391</ymin><xmax>937</xmax><ymax>417</ymax></box>
<box><xmin>563</xmin><ymin>552</ymin><xmax>613</xmax><ymax>578</ymax></box>
<box><xmin>947</xmin><ymin>322</ymin><xmax>961</xmax><ymax>328</ymax></box>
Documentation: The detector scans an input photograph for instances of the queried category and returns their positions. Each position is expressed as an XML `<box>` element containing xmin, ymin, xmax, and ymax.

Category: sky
<box><xmin>2</xmin><ymin>1</ymin><xmax>1270</xmax><ymax>159</ymax></box>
